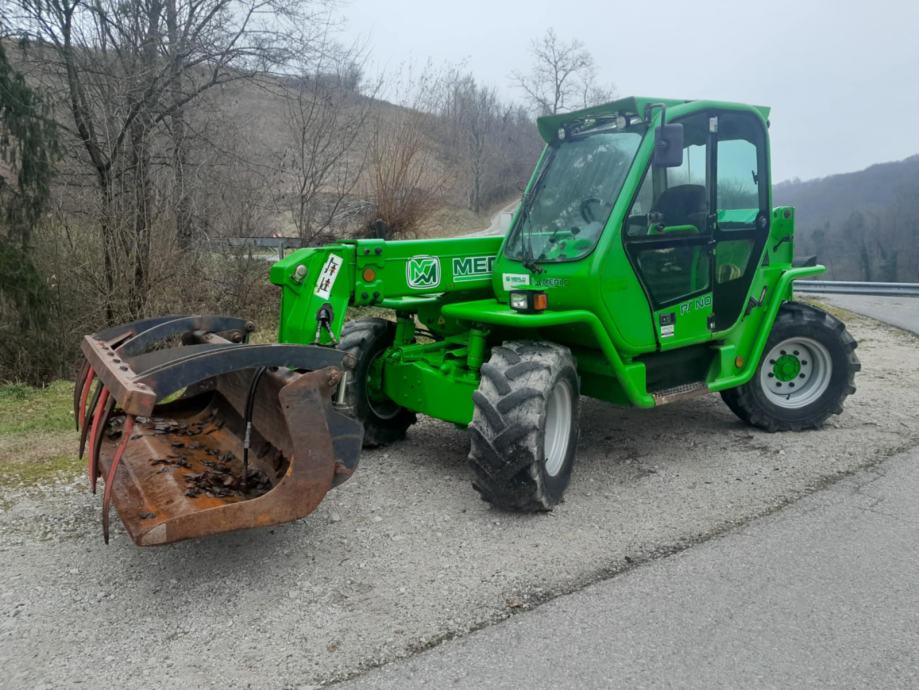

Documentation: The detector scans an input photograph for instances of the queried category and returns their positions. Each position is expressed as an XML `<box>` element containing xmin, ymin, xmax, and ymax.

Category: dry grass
<box><xmin>418</xmin><ymin>196</ymin><xmax>518</xmax><ymax>238</ymax></box>
<box><xmin>418</xmin><ymin>205</ymin><xmax>491</xmax><ymax>237</ymax></box>
<box><xmin>796</xmin><ymin>295</ymin><xmax>862</xmax><ymax>322</ymax></box>
<box><xmin>0</xmin><ymin>381</ymin><xmax>81</xmax><ymax>486</ymax></box>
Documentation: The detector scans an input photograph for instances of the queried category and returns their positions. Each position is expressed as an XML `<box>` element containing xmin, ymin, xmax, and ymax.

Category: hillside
<box><xmin>775</xmin><ymin>156</ymin><xmax>919</xmax><ymax>281</ymax></box>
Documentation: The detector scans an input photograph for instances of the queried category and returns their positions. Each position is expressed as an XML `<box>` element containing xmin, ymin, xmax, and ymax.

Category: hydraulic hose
<box><xmin>241</xmin><ymin>366</ymin><xmax>268</xmax><ymax>490</ymax></box>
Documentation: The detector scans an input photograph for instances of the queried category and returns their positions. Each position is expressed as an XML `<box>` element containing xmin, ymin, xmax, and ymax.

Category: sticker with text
<box><xmin>314</xmin><ymin>254</ymin><xmax>343</xmax><ymax>300</ymax></box>
<box><xmin>502</xmin><ymin>273</ymin><xmax>530</xmax><ymax>290</ymax></box>
<box><xmin>452</xmin><ymin>255</ymin><xmax>495</xmax><ymax>283</ymax></box>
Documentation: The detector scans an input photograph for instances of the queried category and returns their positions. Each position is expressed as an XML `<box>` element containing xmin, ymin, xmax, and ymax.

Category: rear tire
<box><xmin>468</xmin><ymin>341</ymin><xmax>579</xmax><ymax>511</ymax></box>
<box><xmin>720</xmin><ymin>302</ymin><xmax>860</xmax><ymax>431</ymax></box>
<box><xmin>337</xmin><ymin>318</ymin><xmax>416</xmax><ymax>447</ymax></box>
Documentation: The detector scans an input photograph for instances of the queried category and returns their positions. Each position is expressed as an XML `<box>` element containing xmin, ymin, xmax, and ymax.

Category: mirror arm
<box><xmin>644</xmin><ymin>103</ymin><xmax>668</xmax><ymax>126</ymax></box>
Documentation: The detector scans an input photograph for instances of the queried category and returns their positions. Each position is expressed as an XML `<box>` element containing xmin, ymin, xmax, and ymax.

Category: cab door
<box><xmin>623</xmin><ymin>112</ymin><xmax>715</xmax><ymax>350</ymax></box>
<box><xmin>709</xmin><ymin>111</ymin><xmax>770</xmax><ymax>331</ymax></box>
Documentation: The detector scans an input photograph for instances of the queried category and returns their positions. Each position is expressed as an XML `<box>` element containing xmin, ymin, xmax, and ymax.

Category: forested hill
<box><xmin>774</xmin><ymin>156</ymin><xmax>919</xmax><ymax>281</ymax></box>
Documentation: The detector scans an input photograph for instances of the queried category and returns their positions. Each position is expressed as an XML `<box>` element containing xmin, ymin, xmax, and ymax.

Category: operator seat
<box><xmin>652</xmin><ymin>184</ymin><xmax>708</xmax><ymax>231</ymax></box>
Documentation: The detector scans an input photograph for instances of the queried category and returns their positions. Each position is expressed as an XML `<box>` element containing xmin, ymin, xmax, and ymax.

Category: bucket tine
<box><xmin>87</xmin><ymin>388</ymin><xmax>112</xmax><ymax>494</ymax></box>
<box><xmin>74</xmin><ymin>360</ymin><xmax>90</xmax><ymax>429</ymax></box>
<box><xmin>78</xmin><ymin>382</ymin><xmax>103</xmax><ymax>459</ymax></box>
<box><xmin>102</xmin><ymin>415</ymin><xmax>135</xmax><ymax>544</ymax></box>
<box><xmin>77</xmin><ymin>367</ymin><xmax>96</xmax><ymax>431</ymax></box>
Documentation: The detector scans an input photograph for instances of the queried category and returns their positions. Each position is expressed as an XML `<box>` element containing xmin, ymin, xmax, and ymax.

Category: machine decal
<box><xmin>679</xmin><ymin>294</ymin><xmax>712</xmax><ymax>315</ymax></box>
<box><xmin>502</xmin><ymin>273</ymin><xmax>530</xmax><ymax>290</ymax></box>
<box><xmin>452</xmin><ymin>255</ymin><xmax>495</xmax><ymax>283</ymax></box>
<box><xmin>535</xmin><ymin>277</ymin><xmax>569</xmax><ymax>288</ymax></box>
<box><xmin>314</xmin><ymin>253</ymin><xmax>343</xmax><ymax>299</ymax></box>
<box><xmin>407</xmin><ymin>256</ymin><xmax>441</xmax><ymax>289</ymax></box>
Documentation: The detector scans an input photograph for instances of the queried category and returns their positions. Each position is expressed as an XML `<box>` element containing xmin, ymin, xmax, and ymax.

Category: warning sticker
<box><xmin>660</xmin><ymin>312</ymin><xmax>675</xmax><ymax>338</ymax></box>
<box><xmin>314</xmin><ymin>254</ymin><xmax>343</xmax><ymax>300</ymax></box>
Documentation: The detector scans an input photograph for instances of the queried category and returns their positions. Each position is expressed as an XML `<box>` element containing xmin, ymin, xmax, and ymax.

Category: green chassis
<box><xmin>269</xmin><ymin>96</ymin><xmax>824</xmax><ymax>427</ymax></box>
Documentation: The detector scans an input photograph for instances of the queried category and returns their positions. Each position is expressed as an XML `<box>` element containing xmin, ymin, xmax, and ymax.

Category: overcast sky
<box><xmin>341</xmin><ymin>0</ymin><xmax>919</xmax><ymax>182</ymax></box>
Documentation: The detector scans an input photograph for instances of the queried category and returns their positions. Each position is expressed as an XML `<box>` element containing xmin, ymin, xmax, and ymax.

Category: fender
<box><xmin>441</xmin><ymin>299</ymin><xmax>655</xmax><ymax>408</ymax></box>
<box><xmin>710</xmin><ymin>264</ymin><xmax>826</xmax><ymax>392</ymax></box>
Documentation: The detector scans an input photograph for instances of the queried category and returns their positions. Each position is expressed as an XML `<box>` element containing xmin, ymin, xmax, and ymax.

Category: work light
<box><xmin>509</xmin><ymin>290</ymin><xmax>548</xmax><ymax>313</ymax></box>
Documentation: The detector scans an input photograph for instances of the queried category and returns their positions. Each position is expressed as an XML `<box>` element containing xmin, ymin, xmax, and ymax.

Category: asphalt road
<box><xmin>817</xmin><ymin>293</ymin><xmax>919</xmax><ymax>336</ymax></box>
<box><xmin>338</xmin><ymin>445</ymin><xmax>919</xmax><ymax>690</ymax></box>
<box><xmin>337</xmin><ymin>296</ymin><xmax>919</xmax><ymax>690</ymax></box>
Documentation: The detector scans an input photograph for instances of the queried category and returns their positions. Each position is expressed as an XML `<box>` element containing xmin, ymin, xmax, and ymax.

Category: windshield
<box><xmin>506</xmin><ymin>128</ymin><xmax>644</xmax><ymax>264</ymax></box>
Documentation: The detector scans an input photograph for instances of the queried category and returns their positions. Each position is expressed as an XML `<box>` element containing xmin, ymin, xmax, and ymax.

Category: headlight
<box><xmin>509</xmin><ymin>290</ymin><xmax>548</xmax><ymax>313</ymax></box>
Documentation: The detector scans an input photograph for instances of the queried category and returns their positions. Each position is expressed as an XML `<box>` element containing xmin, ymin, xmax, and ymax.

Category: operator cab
<box><xmin>502</xmin><ymin>97</ymin><xmax>771</xmax><ymax>348</ymax></box>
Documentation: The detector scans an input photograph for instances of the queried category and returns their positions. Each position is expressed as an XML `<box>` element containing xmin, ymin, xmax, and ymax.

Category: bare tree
<box><xmin>512</xmin><ymin>28</ymin><xmax>614</xmax><ymax>116</ymax></box>
<box><xmin>9</xmin><ymin>0</ymin><xmax>330</xmax><ymax>320</ymax></box>
<box><xmin>440</xmin><ymin>73</ymin><xmax>499</xmax><ymax>212</ymax></box>
<box><xmin>364</xmin><ymin>105</ymin><xmax>443</xmax><ymax>240</ymax></box>
<box><xmin>438</xmin><ymin>70</ymin><xmax>540</xmax><ymax>214</ymax></box>
<box><xmin>281</xmin><ymin>46</ymin><xmax>379</xmax><ymax>243</ymax></box>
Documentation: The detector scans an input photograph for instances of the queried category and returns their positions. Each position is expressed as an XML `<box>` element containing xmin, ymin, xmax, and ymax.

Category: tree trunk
<box><xmin>166</xmin><ymin>0</ymin><xmax>193</xmax><ymax>249</ymax></box>
<box><xmin>172</xmin><ymin>107</ymin><xmax>193</xmax><ymax>248</ymax></box>
<box><xmin>128</xmin><ymin>116</ymin><xmax>153</xmax><ymax>319</ymax></box>
<box><xmin>98</xmin><ymin>169</ymin><xmax>117</xmax><ymax>324</ymax></box>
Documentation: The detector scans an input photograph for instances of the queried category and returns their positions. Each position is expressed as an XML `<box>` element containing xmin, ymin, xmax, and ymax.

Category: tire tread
<box><xmin>469</xmin><ymin>341</ymin><xmax>578</xmax><ymax>511</ymax></box>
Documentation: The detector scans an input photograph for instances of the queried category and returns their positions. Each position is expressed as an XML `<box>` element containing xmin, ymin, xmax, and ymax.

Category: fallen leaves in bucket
<box><xmin>184</xmin><ymin>456</ymin><xmax>272</xmax><ymax>499</ymax></box>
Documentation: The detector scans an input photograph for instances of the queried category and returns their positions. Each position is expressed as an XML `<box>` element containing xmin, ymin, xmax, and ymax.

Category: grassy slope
<box><xmin>0</xmin><ymin>382</ymin><xmax>81</xmax><ymax>485</ymax></box>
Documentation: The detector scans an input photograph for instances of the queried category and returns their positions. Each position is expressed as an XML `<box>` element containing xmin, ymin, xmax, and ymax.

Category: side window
<box><xmin>717</xmin><ymin>139</ymin><xmax>758</xmax><ymax>210</ymax></box>
<box><xmin>667</xmin><ymin>140</ymin><xmax>706</xmax><ymax>189</ymax></box>
<box><xmin>625</xmin><ymin>113</ymin><xmax>711</xmax><ymax>237</ymax></box>
<box><xmin>715</xmin><ymin>239</ymin><xmax>754</xmax><ymax>284</ymax></box>
<box><xmin>625</xmin><ymin>113</ymin><xmax>713</xmax><ymax>306</ymax></box>
<box><xmin>636</xmin><ymin>246</ymin><xmax>711</xmax><ymax>304</ymax></box>
<box><xmin>716</xmin><ymin>114</ymin><xmax>765</xmax><ymax>230</ymax></box>
<box><xmin>624</xmin><ymin>167</ymin><xmax>653</xmax><ymax>236</ymax></box>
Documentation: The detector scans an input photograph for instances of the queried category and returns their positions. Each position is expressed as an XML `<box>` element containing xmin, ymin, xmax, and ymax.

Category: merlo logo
<box><xmin>407</xmin><ymin>256</ymin><xmax>441</xmax><ymax>289</ymax></box>
<box><xmin>452</xmin><ymin>255</ymin><xmax>495</xmax><ymax>282</ymax></box>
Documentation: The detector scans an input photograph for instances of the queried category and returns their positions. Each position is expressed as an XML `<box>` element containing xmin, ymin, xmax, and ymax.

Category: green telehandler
<box><xmin>75</xmin><ymin>97</ymin><xmax>859</xmax><ymax>545</ymax></box>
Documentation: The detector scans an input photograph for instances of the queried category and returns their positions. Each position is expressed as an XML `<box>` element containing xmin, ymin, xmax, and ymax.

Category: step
<box><xmin>651</xmin><ymin>381</ymin><xmax>710</xmax><ymax>406</ymax></box>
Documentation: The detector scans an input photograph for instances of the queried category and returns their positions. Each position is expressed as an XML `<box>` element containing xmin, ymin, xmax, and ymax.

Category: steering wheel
<box><xmin>580</xmin><ymin>197</ymin><xmax>604</xmax><ymax>224</ymax></box>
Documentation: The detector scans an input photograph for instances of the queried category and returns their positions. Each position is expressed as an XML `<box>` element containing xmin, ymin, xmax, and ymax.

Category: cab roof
<box><xmin>536</xmin><ymin>97</ymin><xmax>771</xmax><ymax>143</ymax></box>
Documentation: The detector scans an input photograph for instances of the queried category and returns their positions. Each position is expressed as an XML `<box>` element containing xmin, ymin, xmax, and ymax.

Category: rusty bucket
<box><xmin>74</xmin><ymin>315</ymin><xmax>362</xmax><ymax>545</ymax></box>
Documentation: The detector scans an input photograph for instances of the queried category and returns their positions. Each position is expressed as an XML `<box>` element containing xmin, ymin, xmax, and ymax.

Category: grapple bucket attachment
<box><xmin>74</xmin><ymin>315</ymin><xmax>362</xmax><ymax>546</ymax></box>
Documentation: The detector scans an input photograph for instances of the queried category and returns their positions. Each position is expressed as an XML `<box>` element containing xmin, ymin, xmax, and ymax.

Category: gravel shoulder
<box><xmin>1</xmin><ymin>312</ymin><xmax>917</xmax><ymax>689</ymax></box>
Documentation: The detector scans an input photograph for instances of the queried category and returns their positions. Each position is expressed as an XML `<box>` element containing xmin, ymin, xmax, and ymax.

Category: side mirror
<box><xmin>652</xmin><ymin>123</ymin><xmax>684</xmax><ymax>168</ymax></box>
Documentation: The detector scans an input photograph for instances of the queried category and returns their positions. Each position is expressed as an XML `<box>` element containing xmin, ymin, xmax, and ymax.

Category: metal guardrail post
<box><xmin>224</xmin><ymin>237</ymin><xmax>305</xmax><ymax>262</ymax></box>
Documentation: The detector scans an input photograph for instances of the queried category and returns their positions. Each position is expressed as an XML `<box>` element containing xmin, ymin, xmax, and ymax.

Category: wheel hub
<box><xmin>759</xmin><ymin>337</ymin><xmax>833</xmax><ymax>409</ymax></box>
<box><xmin>772</xmin><ymin>354</ymin><xmax>801</xmax><ymax>382</ymax></box>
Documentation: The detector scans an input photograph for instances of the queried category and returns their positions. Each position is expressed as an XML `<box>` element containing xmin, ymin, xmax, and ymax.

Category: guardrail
<box><xmin>226</xmin><ymin>237</ymin><xmax>305</xmax><ymax>261</ymax></box>
<box><xmin>795</xmin><ymin>280</ymin><xmax>919</xmax><ymax>297</ymax></box>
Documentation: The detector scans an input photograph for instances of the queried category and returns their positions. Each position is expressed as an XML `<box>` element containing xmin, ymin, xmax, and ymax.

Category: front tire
<box><xmin>468</xmin><ymin>341</ymin><xmax>580</xmax><ymax>511</ymax></box>
<box><xmin>721</xmin><ymin>302</ymin><xmax>860</xmax><ymax>431</ymax></box>
<box><xmin>337</xmin><ymin>318</ymin><xmax>416</xmax><ymax>447</ymax></box>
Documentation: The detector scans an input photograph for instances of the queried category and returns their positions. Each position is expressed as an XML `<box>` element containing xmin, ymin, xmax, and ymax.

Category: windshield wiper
<box><xmin>512</xmin><ymin>149</ymin><xmax>556</xmax><ymax>274</ymax></box>
<box><xmin>522</xmin><ymin>241</ymin><xmax>544</xmax><ymax>274</ymax></box>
